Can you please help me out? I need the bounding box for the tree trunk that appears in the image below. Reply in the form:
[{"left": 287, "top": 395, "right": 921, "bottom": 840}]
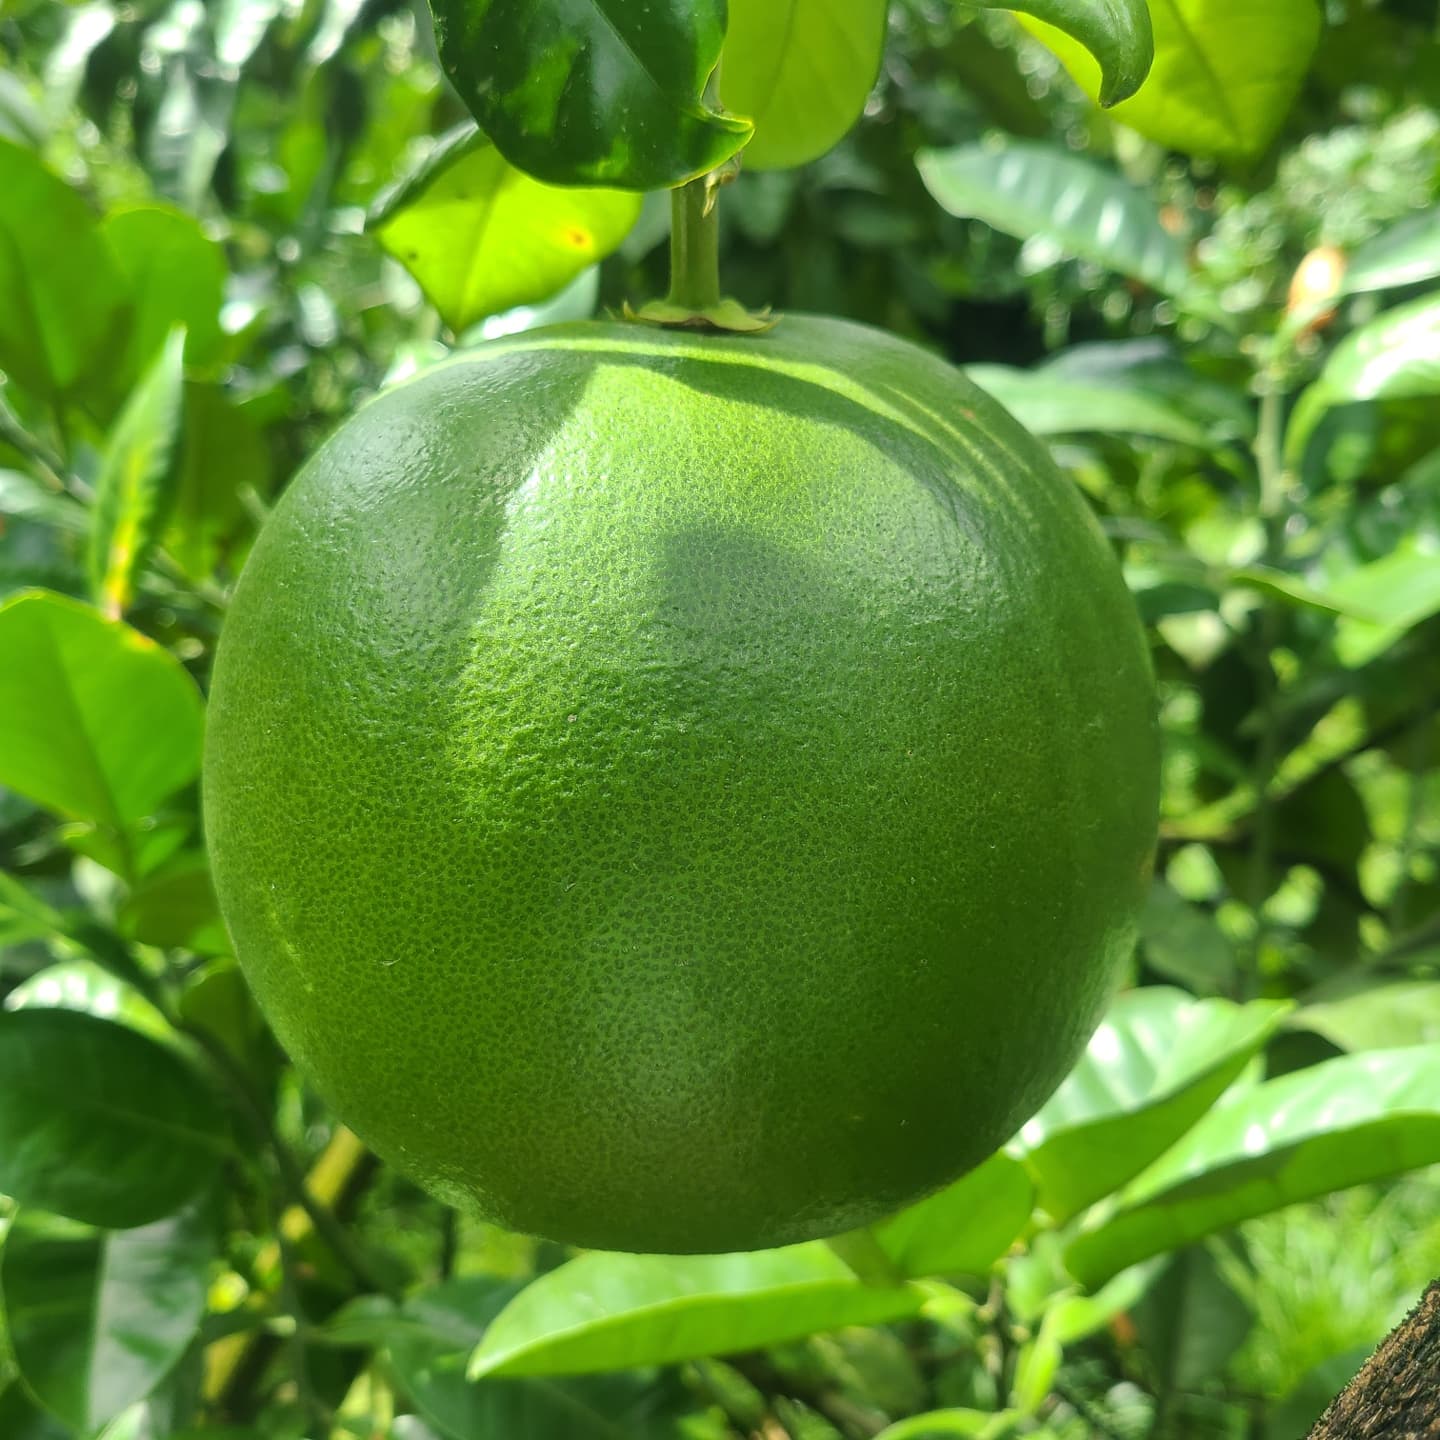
[{"left": 1307, "top": 1278, "right": 1440, "bottom": 1438}]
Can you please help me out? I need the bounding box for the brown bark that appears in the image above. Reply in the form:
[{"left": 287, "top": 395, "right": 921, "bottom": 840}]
[{"left": 1308, "top": 1279, "right": 1440, "bottom": 1438}]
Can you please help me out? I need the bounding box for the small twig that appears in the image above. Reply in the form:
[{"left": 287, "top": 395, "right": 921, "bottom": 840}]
[{"left": 275, "top": 1220, "right": 334, "bottom": 1433}]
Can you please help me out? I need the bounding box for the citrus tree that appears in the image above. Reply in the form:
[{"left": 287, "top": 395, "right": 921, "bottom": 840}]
[{"left": 1, "top": 1, "right": 1439, "bottom": 1437}]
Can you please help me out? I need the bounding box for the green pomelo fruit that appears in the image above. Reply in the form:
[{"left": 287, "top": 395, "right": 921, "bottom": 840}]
[{"left": 204, "top": 315, "right": 1158, "bottom": 1254}]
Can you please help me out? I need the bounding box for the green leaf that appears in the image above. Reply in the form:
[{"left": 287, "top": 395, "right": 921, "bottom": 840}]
[
  {"left": 1325, "top": 536, "right": 1440, "bottom": 667},
  {"left": 0, "top": 138, "right": 128, "bottom": 402},
  {"left": 1010, "top": 1313, "right": 1063, "bottom": 1414},
  {"left": 1343, "top": 208, "right": 1440, "bottom": 296},
  {"left": 966, "top": 364, "right": 1210, "bottom": 444},
  {"left": 0, "top": 1008, "right": 227, "bottom": 1228},
  {"left": 0, "top": 1380, "right": 71, "bottom": 1440},
  {"left": 0, "top": 1205, "right": 215, "bottom": 1432},
  {"left": 719, "top": 0, "right": 888, "bottom": 170},
  {"left": 1019, "top": 0, "right": 1321, "bottom": 160},
  {"left": 0, "top": 871, "right": 64, "bottom": 950},
  {"left": 389, "top": 1277, "right": 705, "bottom": 1440},
  {"left": 1065, "top": 1046, "right": 1440, "bottom": 1286},
  {"left": 0, "top": 469, "right": 88, "bottom": 533},
  {"left": 425, "top": 0, "right": 751, "bottom": 190},
  {"left": 166, "top": 383, "right": 270, "bottom": 581},
  {"left": 1292, "top": 979, "right": 1440, "bottom": 1052},
  {"left": 371, "top": 125, "right": 641, "bottom": 333},
  {"left": 468, "top": 1247, "right": 923, "bottom": 1379},
  {"left": 103, "top": 207, "right": 226, "bottom": 384},
  {"left": 1016, "top": 987, "right": 1288, "bottom": 1221},
  {"left": 0, "top": 71, "right": 47, "bottom": 149},
  {"left": 212, "top": 0, "right": 286, "bottom": 69},
  {"left": 0, "top": 590, "right": 203, "bottom": 831},
  {"left": 88, "top": 328, "right": 188, "bottom": 618},
  {"left": 874, "top": 1410, "right": 1016, "bottom": 1439},
  {"left": 1312, "top": 291, "right": 1440, "bottom": 403},
  {"left": 5, "top": 960, "right": 175, "bottom": 1043},
  {"left": 875, "top": 1153, "right": 1034, "bottom": 1279},
  {"left": 44, "top": 4, "right": 117, "bottom": 124},
  {"left": 1137, "top": 882, "right": 1234, "bottom": 994},
  {"left": 119, "top": 855, "right": 228, "bottom": 954},
  {"left": 1130, "top": 1247, "right": 1250, "bottom": 1390},
  {"left": 1046, "top": 1258, "right": 1163, "bottom": 1343},
  {"left": 973, "top": 0, "right": 1154, "bottom": 105},
  {"left": 1287, "top": 294, "right": 1440, "bottom": 469},
  {"left": 1041, "top": 338, "right": 1254, "bottom": 437},
  {"left": 917, "top": 140, "right": 1189, "bottom": 298}
]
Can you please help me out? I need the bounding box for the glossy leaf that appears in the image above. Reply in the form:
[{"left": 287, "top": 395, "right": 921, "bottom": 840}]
[
  {"left": 165, "top": 383, "right": 270, "bottom": 580},
  {"left": 0, "top": 139, "right": 128, "bottom": 401},
  {"left": 1286, "top": 294, "right": 1440, "bottom": 470},
  {"left": 1314, "top": 291, "right": 1440, "bottom": 403},
  {"left": 371, "top": 125, "right": 641, "bottom": 333},
  {"left": 1292, "top": 979, "right": 1440, "bottom": 1052},
  {"left": 0, "top": 468, "right": 88, "bottom": 534},
  {"left": 0, "top": 1206, "right": 214, "bottom": 1432},
  {"left": 119, "top": 856, "right": 227, "bottom": 954},
  {"left": 1137, "top": 882, "right": 1234, "bottom": 995},
  {"left": 212, "top": 0, "right": 285, "bottom": 69},
  {"left": 975, "top": 0, "right": 1153, "bottom": 105},
  {"left": 874, "top": 1410, "right": 1013, "bottom": 1439},
  {"left": 103, "top": 207, "right": 226, "bottom": 384},
  {"left": 1048, "top": 1258, "right": 1163, "bottom": 1343},
  {"left": 875, "top": 1153, "right": 1034, "bottom": 1279},
  {"left": 0, "top": 1008, "right": 226, "bottom": 1228},
  {"left": 1041, "top": 338, "right": 1254, "bottom": 436},
  {"left": 1325, "top": 536, "right": 1440, "bottom": 667},
  {"left": 88, "top": 328, "right": 188, "bottom": 618},
  {"left": 0, "top": 590, "right": 204, "bottom": 830},
  {"left": 1343, "top": 208, "right": 1440, "bottom": 295},
  {"left": 426, "top": 0, "right": 751, "bottom": 190},
  {"left": 5, "top": 960, "right": 175, "bottom": 1043},
  {"left": 44, "top": 3, "right": 117, "bottom": 122},
  {"left": 0, "top": 871, "right": 64, "bottom": 950},
  {"left": 306, "top": 0, "right": 368, "bottom": 66},
  {"left": 390, "top": 1278, "right": 705, "bottom": 1440},
  {"left": 719, "top": 0, "right": 888, "bottom": 169},
  {"left": 1066, "top": 1046, "right": 1440, "bottom": 1286},
  {"left": 0, "top": 1381, "right": 71, "bottom": 1440},
  {"left": 468, "top": 1247, "right": 923, "bottom": 1379},
  {"left": 1131, "top": 1247, "right": 1250, "bottom": 1390},
  {"left": 967, "top": 364, "right": 1209, "bottom": 443},
  {"left": 1021, "top": 0, "right": 1321, "bottom": 160},
  {"left": 917, "top": 140, "right": 1189, "bottom": 298},
  {"left": 1014, "top": 987, "right": 1288, "bottom": 1221},
  {"left": 1010, "top": 1309, "right": 1063, "bottom": 1414}
]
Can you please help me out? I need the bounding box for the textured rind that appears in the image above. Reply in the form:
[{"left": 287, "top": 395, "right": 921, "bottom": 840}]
[{"left": 204, "top": 316, "right": 1160, "bottom": 1253}]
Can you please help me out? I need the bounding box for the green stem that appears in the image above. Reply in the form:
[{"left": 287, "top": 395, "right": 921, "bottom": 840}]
[
  {"left": 1243, "top": 377, "right": 1289, "bottom": 1000},
  {"left": 666, "top": 177, "right": 722, "bottom": 313},
  {"left": 826, "top": 1227, "right": 907, "bottom": 1288},
  {"left": 1255, "top": 381, "right": 1286, "bottom": 524}
]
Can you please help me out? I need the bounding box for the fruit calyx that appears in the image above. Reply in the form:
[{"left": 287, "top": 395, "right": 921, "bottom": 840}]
[{"left": 628, "top": 167, "right": 777, "bottom": 336}]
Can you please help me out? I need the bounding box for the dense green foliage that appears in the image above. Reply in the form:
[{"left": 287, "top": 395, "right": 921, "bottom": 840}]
[{"left": 0, "top": 1, "right": 1438, "bottom": 1438}]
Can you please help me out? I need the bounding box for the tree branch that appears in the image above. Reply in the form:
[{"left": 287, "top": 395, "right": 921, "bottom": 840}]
[{"left": 1308, "top": 1278, "right": 1440, "bottom": 1438}]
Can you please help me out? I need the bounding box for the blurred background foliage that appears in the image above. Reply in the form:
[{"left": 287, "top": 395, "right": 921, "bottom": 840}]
[{"left": 1, "top": 0, "right": 1439, "bottom": 1437}]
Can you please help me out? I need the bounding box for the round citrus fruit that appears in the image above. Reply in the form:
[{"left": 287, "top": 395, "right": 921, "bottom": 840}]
[{"left": 205, "top": 315, "right": 1158, "bottom": 1254}]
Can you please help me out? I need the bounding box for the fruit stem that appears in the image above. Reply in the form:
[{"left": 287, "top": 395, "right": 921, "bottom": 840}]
[
  {"left": 826, "top": 1227, "right": 907, "bottom": 1287},
  {"left": 665, "top": 175, "right": 723, "bottom": 313}
]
